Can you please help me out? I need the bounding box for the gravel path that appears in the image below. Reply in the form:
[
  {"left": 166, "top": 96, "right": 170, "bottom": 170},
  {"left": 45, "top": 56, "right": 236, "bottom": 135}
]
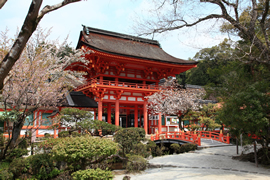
[{"left": 113, "top": 146, "right": 270, "bottom": 180}]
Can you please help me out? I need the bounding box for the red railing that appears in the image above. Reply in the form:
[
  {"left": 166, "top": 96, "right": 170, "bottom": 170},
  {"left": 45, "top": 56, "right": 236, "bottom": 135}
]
[
  {"left": 75, "top": 79, "right": 165, "bottom": 91},
  {"left": 151, "top": 131, "right": 230, "bottom": 146},
  {"left": 187, "top": 131, "right": 230, "bottom": 144},
  {"left": 151, "top": 131, "right": 201, "bottom": 146}
]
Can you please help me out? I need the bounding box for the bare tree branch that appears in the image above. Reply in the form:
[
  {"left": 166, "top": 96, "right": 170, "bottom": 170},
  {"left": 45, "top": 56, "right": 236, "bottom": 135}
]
[
  {"left": 0, "top": 0, "right": 82, "bottom": 92},
  {"left": 0, "top": 0, "right": 7, "bottom": 9},
  {"left": 37, "top": 0, "right": 81, "bottom": 22}
]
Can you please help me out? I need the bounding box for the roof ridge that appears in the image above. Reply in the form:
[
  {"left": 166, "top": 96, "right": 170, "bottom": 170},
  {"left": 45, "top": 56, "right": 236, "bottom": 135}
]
[{"left": 82, "top": 25, "right": 160, "bottom": 47}]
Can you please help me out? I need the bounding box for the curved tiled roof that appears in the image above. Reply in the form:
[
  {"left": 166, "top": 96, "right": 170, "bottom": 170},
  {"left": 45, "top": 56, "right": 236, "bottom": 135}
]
[{"left": 77, "top": 26, "right": 197, "bottom": 65}]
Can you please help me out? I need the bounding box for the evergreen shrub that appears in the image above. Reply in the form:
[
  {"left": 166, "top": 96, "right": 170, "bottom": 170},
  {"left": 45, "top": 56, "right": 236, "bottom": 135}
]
[
  {"left": 71, "top": 168, "right": 114, "bottom": 180},
  {"left": 125, "top": 155, "right": 147, "bottom": 173}
]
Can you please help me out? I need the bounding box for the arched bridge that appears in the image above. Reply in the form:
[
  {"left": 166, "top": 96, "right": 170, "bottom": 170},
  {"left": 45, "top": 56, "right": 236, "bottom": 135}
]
[
  {"left": 151, "top": 131, "right": 230, "bottom": 146},
  {"left": 154, "top": 139, "right": 189, "bottom": 145}
]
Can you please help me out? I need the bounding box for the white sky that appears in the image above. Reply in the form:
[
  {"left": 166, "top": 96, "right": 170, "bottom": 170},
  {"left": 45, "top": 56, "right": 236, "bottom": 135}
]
[{"left": 0, "top": 0, "right": 229, "bottom": 60}]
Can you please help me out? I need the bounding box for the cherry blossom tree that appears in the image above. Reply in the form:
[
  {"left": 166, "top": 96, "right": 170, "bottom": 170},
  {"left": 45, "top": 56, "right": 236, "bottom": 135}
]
[
  {"left": 146, "top": 81, "right": 204, "bottom": 130},
  {"left": 0, "top": 0, "right": 83, "bottom": 92},
  {"left": 0, "top": 28, "right": 90, "bottom": 160}
]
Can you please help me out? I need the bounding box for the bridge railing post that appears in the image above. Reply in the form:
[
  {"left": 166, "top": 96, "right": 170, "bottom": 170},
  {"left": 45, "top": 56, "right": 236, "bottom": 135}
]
[
  {"left": 197, "top": 135, "right": 201, "bottom": 146},
  {"left": 226, "top": 133, "right": 230, "bottom": 144}
]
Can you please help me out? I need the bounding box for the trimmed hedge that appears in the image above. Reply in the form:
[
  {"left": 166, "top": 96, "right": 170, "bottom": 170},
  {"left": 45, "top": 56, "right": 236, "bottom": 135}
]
[
  {"left": 127, "top": 127, "right": 145, "bottom": 140},
  {"left": 71, "top": 168, "right": 114, "bottom": 180},
  {"left": 125, "top": 155, "right": 147, "bottom": 173}
]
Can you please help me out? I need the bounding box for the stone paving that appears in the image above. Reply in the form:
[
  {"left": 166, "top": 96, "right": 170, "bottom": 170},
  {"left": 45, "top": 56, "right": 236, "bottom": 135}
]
[{"left": 113, "top": 141, "right": 270, "bottom": 180}]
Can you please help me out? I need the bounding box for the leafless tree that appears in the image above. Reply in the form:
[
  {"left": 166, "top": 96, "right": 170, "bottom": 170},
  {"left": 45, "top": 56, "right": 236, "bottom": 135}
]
[{"left": 136, "top": 0, "right": 270, "bottom": 66}]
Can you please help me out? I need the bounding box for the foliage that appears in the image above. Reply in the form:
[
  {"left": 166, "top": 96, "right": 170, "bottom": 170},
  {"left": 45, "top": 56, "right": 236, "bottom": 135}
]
[
  {"left": 58, "top": 131, "right": 69, "bottom": 138},
  {"left": 0, "top": 28, "right": 89, "bottom": 161},
  {"left": 170, "top": 144, "right": 181, "bottom": 154},
  {"left": 37, "top": 138, "right": 63, "bottom": 153},
  {"left": 0, "top": 167, "right": 13, "bottom": 180},
  {"left": 127, "top": 127, "right": 146, "bottom": 140},
  {"left": 218, "top": 81, "right": 270, "bottom": 149},
  {"left": 52, "top": 135, "right": 118, "bottom": 170},
  {"left": 125, "top": 155, "right": 147, "bottom": 173},
  {"left": 56, "top": 108, "right": 93, "bottom": 135},
  {"left": 71, "top": 168, "right": 114, "bottom": 180},
  {"left": 18, "top": 138, "right": 28, "bottom": 149},
  {"left": 57, "top": 108, "right": 120, "bottom": 136},
  {"left": 8, "top": 158, "right": 29, "bottom": 179},
  {"left": 130, "top": 142, "right": 150, "bottom": 158},
  {"left": 5, "top": 148, "right": 28, "bottom": 163},
  {"left": 114, "top": 128, "right": 141, "bottom": 156},
  {"left": 91, "top": 120, "right": 121, "bottom": 136},
  {"left": 186, "top": 39, "right": 234, "bottom": 86},
  {"left": 27, "top": 153, "right": 60, "bottom": 180},
  {"left": 179, "top": 143, "right": 197, "bottom": 153},
  {"left": 146, "top": 140, "right": 157, "bottom": 152}
]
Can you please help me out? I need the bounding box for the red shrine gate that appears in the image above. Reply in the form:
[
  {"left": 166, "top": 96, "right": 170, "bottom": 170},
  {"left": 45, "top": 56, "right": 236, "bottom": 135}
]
[{"left": 69, "top": 26, "right": 198, "bottom": 134}]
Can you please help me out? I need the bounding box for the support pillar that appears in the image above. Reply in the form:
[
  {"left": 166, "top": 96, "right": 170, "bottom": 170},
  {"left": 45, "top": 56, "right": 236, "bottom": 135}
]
[
  {"left": 144, "top": 100, "right": 148, "bottom": 134},
  {"left": 107, "top": 103, "right": 111, "bottom": 124},
  {"left": 135, "top": 105, "right": 138, "bottom": 127},
  {"left": 158, "top": 112, "right": 162, "bottom": 134},
  {"left": 98, "top": 99, "right": 102, "bottom": 121},
  {"left": 115, "top": 99, "right": 119, "bottom": 126}
]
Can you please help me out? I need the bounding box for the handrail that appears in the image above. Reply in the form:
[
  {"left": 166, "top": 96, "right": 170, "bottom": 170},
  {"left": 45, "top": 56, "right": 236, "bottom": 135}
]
[
  {"left": 151, "top": 130, "right": 230, "bottom": 146},
  {"left": 151, "top": 131, "right": 201, "bottom": 146},
  {"left": 75, "top": 79, "right": 167, "bottom": 91}
]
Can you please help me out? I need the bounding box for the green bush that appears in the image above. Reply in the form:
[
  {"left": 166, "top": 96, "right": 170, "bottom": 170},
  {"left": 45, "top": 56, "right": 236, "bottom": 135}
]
[
  {"left": 0, "top": 168, "right": 13, "bottom": 180},
  {"left": 91, "top": 120, "right": 121, "bottom": 136},
  {"left": 131, "top": 142, "right": 150, "bottom": 158},
  {"left": 71, "top": 168, "right": 114, "bottom": 180},
  {"left": 71, "top": 131, "right": 81, "bottom": 137},
  {"left": 44, "top": 133, "right": 52, "bottom": 139},
  {"left": 127, "top": 127, "right": 145, "bottom": 140},
  {"left": 58, "top": 131, "right": 69, "bottom": 138},
  {"left": 8, "top": 158, "right": 29, "bottom": 179},
  {"left": 155, "top": 146, "right": 165, "bottom": 157},
  {"left": 27, "top": 153, "right": 60, "bottom": 180},
  {"left": 125, "top": 155, "right": 147, "bottom": 173},
  {"left": 170, "top": 144, "right": 181, "bottom": 154},
  {"left": 0, "top": 161, "right": 13, "bottom": 180},
  {"left": 5, "top": 148, "right": 28, "bottom": 162},
  {"left": 52, "top": 135, "right": 118, "bottom": 170},
  {"left": 146, "top": 140, "right": 157, "bottom": 156},
  {"left": 38, "top": 138, "right": 62, "bottom": 153},
  {"left": 18, "top": 138, "right": 28, "bottom": 149},
  {"left": 179, "top": 143, "right": 197, "bottom": 153},
  {"left": 114, "top": 128, "right": 141, "bottom": 156}
]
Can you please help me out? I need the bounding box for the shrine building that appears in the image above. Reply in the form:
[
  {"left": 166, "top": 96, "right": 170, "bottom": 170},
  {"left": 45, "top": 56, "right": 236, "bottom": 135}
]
[{"left": 67, "top": 26, "right": 198, "bottom": 134}]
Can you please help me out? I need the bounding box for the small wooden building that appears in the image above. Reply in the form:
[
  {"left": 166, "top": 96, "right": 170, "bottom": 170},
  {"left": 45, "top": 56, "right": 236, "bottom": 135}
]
[{"left": 67, "top": 26, "right": 197, "bottom": 134}]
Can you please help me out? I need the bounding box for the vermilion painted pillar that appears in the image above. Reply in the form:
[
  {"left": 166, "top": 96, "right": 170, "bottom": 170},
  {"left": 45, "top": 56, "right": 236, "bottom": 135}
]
[
  {"left": 36, "top": 111, "right": 39, "bottom": 138},
  {"left": 135, "top": 105, "right": 138, "bottom": 127},
  {"left": 115, "top": 99, "right": 119, "bottom": 126},
  {"left": 98, "top": 99, "right": 102, "bottom": 121},
  {"left": 107, "top": 103, "right": 111, "bottom": 124},
  {"left": 158, "top": 112, "right": 162, "bottom": 134},
  {"left": 144, "top": 100, "right": 148, "bottom": 134}
]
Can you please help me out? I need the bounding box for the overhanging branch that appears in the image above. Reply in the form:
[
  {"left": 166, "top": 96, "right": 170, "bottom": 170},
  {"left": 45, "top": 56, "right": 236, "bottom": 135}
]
[{"left": 37, "top": 0, "right": 81, "bottom": 22}]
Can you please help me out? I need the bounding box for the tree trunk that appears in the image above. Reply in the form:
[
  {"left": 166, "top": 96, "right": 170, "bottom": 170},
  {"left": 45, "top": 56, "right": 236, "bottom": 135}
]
[
  {"left": 236, "top": 138, "right": 239, "bottom": 155},
  {"left": 254, "top": 141, "right": 258, "bottom": 167},
  {"left": 0, "top": 0, "right": 42, "bottom": 91}
]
